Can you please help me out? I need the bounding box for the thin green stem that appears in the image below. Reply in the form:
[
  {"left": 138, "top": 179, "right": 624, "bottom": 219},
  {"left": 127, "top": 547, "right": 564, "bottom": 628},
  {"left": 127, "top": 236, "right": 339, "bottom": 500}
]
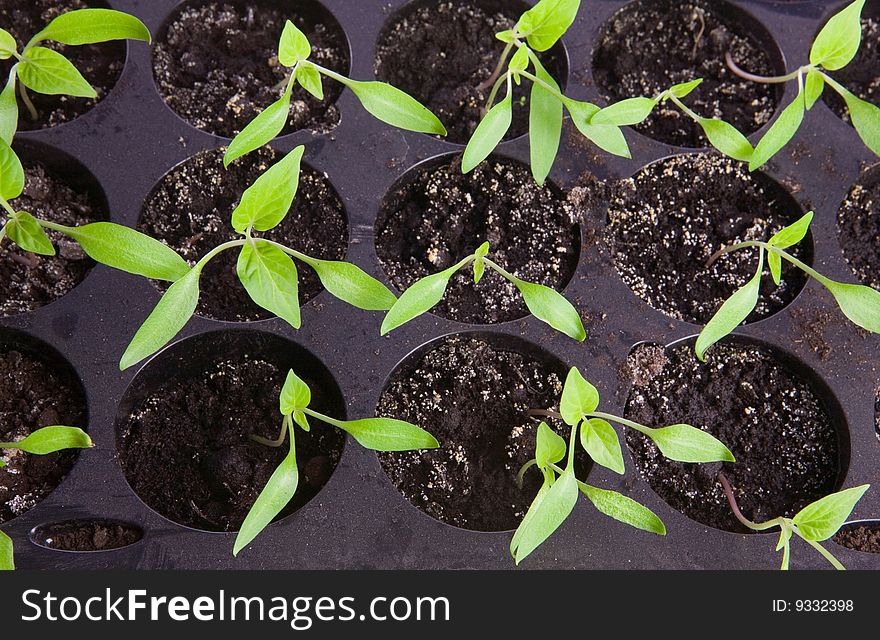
[
  {"left": 566, "top": 423, "right": 577, "bottom": 470},
  {"left": 309, "top": 62, "right": 347, "bottom": 86},
  {"left": 528, "top": 408, "right": 563, "bottom": 420},
  {"left": 195, "top": 239, "right": 247, "bottom": 270},
  {"left": 718, "top": 472, "right": 784, "bottom": 532},
  {"left": 482, "top": 72, "right": 509, "bottom": 116},
  {"left": 667, "top": 93, "right": 701, "bottom": 122},
  {"left": 803, "top": 537, "right": 845, "bottom": 571},
  {"left": 585, "top": 411, "right": 653, "bottom": 435},
  {"left": 0, "top": 223, "right": 6, "bottom": 246},
  {"left": 516, "top": 69, "right": 567, "bottom": 104},
  {"left": 725, "top": 53, "right": 809, "bottom": 84},
  {"left": 477, "top": 41, "right": 515, "bottom": 92},
  {"left": 250, "top": 415, "right": 290, "bottom": 448},
  {"left": 483, "top": 257, "right": 518, "bottom": 283},
  {"left": 706, "top": 240, "right": 831, "bottom": 287},
  {"left": 18, "top": 82, "right": 37, "bottom": 121},
  {"left": 0, "top": 197, "right": 15, "bottom": 217}
]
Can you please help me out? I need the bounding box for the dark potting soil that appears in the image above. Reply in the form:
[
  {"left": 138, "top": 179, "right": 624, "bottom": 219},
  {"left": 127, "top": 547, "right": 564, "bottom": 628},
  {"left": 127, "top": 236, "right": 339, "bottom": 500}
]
[
  {"left": 824, "top": 17, "right": 880, "bottom": 123},
  {"left": 377, "top": 335, "right": 587, "bottom": 532},
  {"left": 374, "top": 0, "right": 565, "bottom": 144},
  {"left": 0, "top": 349, "right": 87, "bottom": 524},
  {"left": 606, "top": 153, "right": 809, "bottom": 325},
  {"left": 0, "top": 159, "right": 102, "bottom": 317},
  {"left": 118, "top": 356, "right": 345, "bottom": 532},
  {"left": 31, "top": 520, "right": 142, "bottom": 551},
  {"left": 625, "top": 342, "right": 841, "bottom": 533},
  {"left": 375, "top": 156, "right": 580, "bottom": 324},
  {"left": 0, "top": 0, "right": 124, "bottom": 131},
  {"left": 837, "top": 166, "right": 880, "bottom": 290},
  {"left": 592, "top": 0, "right": 779, "bottom": 147},
  {"left": 139, "top": 147, "right": 347, "bottom": 322},
  {"left": 834, "top": 523, "right": 880, "bottom": 554},
  {"left": 153, "top": 0, "right": 348, "bottom": 138}
]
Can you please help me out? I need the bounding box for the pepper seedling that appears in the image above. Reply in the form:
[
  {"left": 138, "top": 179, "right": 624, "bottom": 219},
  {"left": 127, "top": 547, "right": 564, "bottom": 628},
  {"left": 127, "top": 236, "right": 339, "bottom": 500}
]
[
  {"left": 695, "top": 211, "right": 880, "bottom": 360},
  {"left": 725, "top": 0, "right": 880, "bottom": 170},
  {"left": 719, "top": 473, "right": 870, "bottom": 570},
  {"left": 223, "top": 19, "right": 446, "bottom": 166},
  {"left": 0, "top": 8, "right": 151, "bottom": 143},
  {"left": 380, "top": 241, "right": 586, "bottom": 342},
  {"left": 120, "top": 146, "right": 399, "bottom": 370},
  {"left": 511, "top": 367, "right": 734, "bottom": 564},
  {"left": 0, "top": 424, "right": 93, "bottom": 570},
  {"left": 234, "top": 369, "right": 438, "bottom": 555}
]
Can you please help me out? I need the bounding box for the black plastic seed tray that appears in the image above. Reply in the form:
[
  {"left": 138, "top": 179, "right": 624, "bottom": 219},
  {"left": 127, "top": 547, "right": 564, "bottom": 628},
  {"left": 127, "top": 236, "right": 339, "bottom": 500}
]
[{"left": 2, "top": 0, "right": 878, "bottom": 570}]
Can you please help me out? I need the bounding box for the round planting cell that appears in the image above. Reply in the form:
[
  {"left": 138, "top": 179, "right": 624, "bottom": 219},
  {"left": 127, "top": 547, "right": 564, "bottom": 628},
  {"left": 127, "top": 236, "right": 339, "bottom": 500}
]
[
  {"left": 0, "top": 0, "right": 125, "bottom": 131},
  {"left": 834, "top": 521, "right": 880, "bottom": 554},
  {"left": 624, "top": 339, "right": 847, "bottom": 533},
  {"left": 0, "top": 328, "right": 88, "bottom": 524},
  {"left": 115, "top": 330, "right": 346, "bottom": 532},
  {"left": 374, "top": 0, "right": 568, "bottom": 144},
  {"left": 152, "top": 0, "right": 350, "bottom": 138},
  {"left": 837, "top": 163, "right": 880, "bottom": 290},
  {"left": 139, "top": 147, "right": 348, "bottom": 322},
  {"left": 29, "top": 519, "right": 143, "bottom": 552},
  {"left": 606, "top": 153, "right": 810, "bottom": 325},
  {"left": 592, "top": 0, "right": 783, "bottom": 147},
  {"left": 377, "top": 333, "right": 588, "bottom": 532},
  {"left": 822, "top": 2, "right": 879, "bottom": 123},
  {"left": 1, "top": 141, "right": 108, "bottom": 318},
  {"left": 375, "top": 154, "right": 580, "bottom": 325}
]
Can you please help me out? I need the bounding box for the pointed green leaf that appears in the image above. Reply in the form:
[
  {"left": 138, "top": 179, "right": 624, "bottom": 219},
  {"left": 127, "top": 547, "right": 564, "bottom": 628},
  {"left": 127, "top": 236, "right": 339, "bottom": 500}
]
[
  {"left": 793, "top": 485, "right": 870, "bottom": 541},
  {"left": 750, "top": 92, "right": 805, "bottom": 171},
  {"left": 536, "top": 422, "right": 566, "bottom": 469},
  {"left": 580, "top": 484, "right": 666, "bottom": 535},
  {"left": 0, "top": 425, "right": 91, "bottom": 454},
  {"left": 473, "top": 241, "right": 490, "bottom": 284},
  {"left": 0, "top": 29, "right": 16, "bottom": 59},
  {"left": 31, "top": 9, "right": 151, "bottom": 46},
  {"left": 0, "top": 71, "right": 17, "bottom": 145},
  {"left": 513, "top": 278, "right": 586, "bottom": 341},
  {"left": 320, "top": 414, "right": 438, "bottom": 451},
  {"left": 338, "top": 78, "right": 446, "bottom": 135},
  {"left": 590, "top": 97, "right": 657, "bottom": 126},
  {"left": 0, "top": 531, "right": 12, "bottom": 570},
  {"left": 6, "top": 211, "right": 54, "bottom": 255},
  {"left": 237, "top": 241, "right": 300, "bottom": 329},
  {"left": 299, "top": 258, "right": 397, "bottom": 311},
  {"left": 380, "top": 266, "right": 458, "bottom": 335},
  {"left": 516, "top": 0, "right": 581, "bottom": 51},
  {"left": 463, "top": 90, "right": 512, "bottom": 173},
  {"left": 0, "top": 137, "right": 24, "bottom": 200},
  {"left": 559, "top": 367, "right": 599, "bottom": 426},
  {"left": 769, "top": 211, "right": 813, "bottom": 249},
  {"left": 496, "top": 29, "right": 515, "bottom": 44},
  {"left": 280, "top": 370, "right": 310, "bottom": 415},
  {"left": 566, "top": 100, "right": 631, "bottom": 157},
  {"left": 224, "top": 91, "right": 291, "bottom": 167},
  {"left": 293, "top": 410, "right": 310, "bottom": 432},
  {"left": 278, "top": 20, "right": 311, "bottom": 66},
  {"left": 580, "top": 418, "right": 624, "bottom": 474},
  {"left": 529, "top": 57, "right": 563, "bottom": 185},
  {"left": 643, "top": 424, "right": 735, "bottom": 463},
  {"left": 668, "top": 79, "right": 703, "bottom": 99},
  {"left": 805, "top": 69, "right": 825, "bottom": 109},
  {"left": 826, "top": 78, "right": 880, "bottom": 156},
  {"left": 231, "top": 146, "right": 303, "bottom": 233},
  {"left": 509, "top": 46, "right": 529, "bottom": 73},
  {"left": 697, "top": 118, "right": 754, "bottom": 162},
  {"left": 810, "top": 0, "right": 866, "bottom": 70},
  {"left": 296, "top": 62, "right": 323, "bottom": 100},
  {"left": 512, "top": 470, "right": 579, "bottom": 563},
  {"left": 821, "top": 279, "right": 880, "bottom": 333},
  {"left": 19, "top": 47, "right": 96, "bottom": 98}
]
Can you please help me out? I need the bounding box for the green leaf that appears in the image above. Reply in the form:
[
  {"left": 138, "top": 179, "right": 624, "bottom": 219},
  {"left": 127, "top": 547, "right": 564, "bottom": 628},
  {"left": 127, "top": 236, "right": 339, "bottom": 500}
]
[
  {"left": 776, "top": 523, "right": 793, "bottom": 551},
  {"left": 668, "top": 79, "right": 703, "bottom": 99},
  {"left": 695, "top": 252, "right": 763, "bottom": 360},
  {"left": 0, "top": 28, "right": 16, "bottom": 59},
  {"left": 231, "top": 146, "right": 303, "bottom": 233},
  {"left": 810, "top": 0, "right": 866, "bottom": 70},
  {"left": 793, "top": 485, "right": 870, "bottom": 541},
  {"left": 236, "top": 241, "right": 300, "bottom": 329},
  {"left": 643, "top": 424, "right": 735, "bottom": 463},
  {"left": 559, "top": 367, "right": 599, "bottom": 426},
  {"left": 31, "top": 9, "right": 151, "bottom": 46},
  {"left": 805, "top": 69, "right": 825, "bottom": 110},
  {"left": 580, "top": 484, "right": 666, "bottom": 535},
  {"left": 513, "top": 278, "right": 586, "bottom": 341},
  {"left": 0, "top": 71, "right": 17, "bottom": 145},
  {"left": 536, "top": 422, "right": 566, "bottom": 469},
  {"left": 509, "top": 46, "right": 529, "bottom": 73},
  {"left": 300, "top": 258, "right": 397, "bottom": 311},
  {"left": 511, "top": 470, "right": 579, "bottom": 563},
  {"left": 0, "top": 530, "right": 12, "bottom": 571},
  {"left": 280, "top": 370, "right": 310, "bottom": 415},
  {"left": 224, "top": 91, "right": 291, "bottom": 167},
  {"left": 120, "top": 267, "right": 200, "bottom": 370},
  {"left": 338, "top": 78, "right": 446, "bottom": 136},
  {"left": 516, "top": 0, "right": 581, "bottom": 52},
  {"left": 827, "top": 79, "right": 880, "bottom": 156},
  {"left": 473, "top": 241, "right": 490, "bottom": 284},
  {"left": 6, "top": 211, "right": 55, "bottom": 255},
  {"left": 496, "top": 29, "right": 515, "bottom": 44},
  {"left": 590, "top": 97, "right": 656, "bottom": 126},
  {"left": 749, "top": 91, "right": 805, "bottom": 171},
  {"left": 566, "top": 100, "right": 631, "bottom": 157},
  {"left": 462, "top": 89, "right": 512, "bottom": 173},
  {"left": 821, "top": 279, "right": 880, "bottom": 333},
  {"left": 60, "top": 222, "right": 190, "bottom": 281},
  {"left": 296, "top": 62, "right": 323, "bottom": 100},
  {"left": 380, "top": 266, "right": 458, "bottom": 335},
  {"left": 0, "top": 137, "right": 24, "bottom": 200},
  {"left": 319, "top": 414, "right": 438, "bottom": 451},
  {"left": 233, "top": 442, "right": 298, "bottom": 555},
  {"left": 767, "top": 212, "right": 813, "bottom": 285},
  {"left": 697, "top": 118, "right": 754, "bottom": 162},
  {"left": 293, "top": 410, "right": 310, "bottom": 432},
  {"left": 19, "top": 47, "right": 96, "bottom": 98},
  {"left": 278, "top": 20, "right": 310, "bottom": 66},
  {"left": 580, "top": 418, "right": 624, "bottom": 474},
  {"left": 529, "top": 56, "right": 563, "bottom": 185},
  {"left": 0, "top": 425, "right": 91, "bottom": 454}
]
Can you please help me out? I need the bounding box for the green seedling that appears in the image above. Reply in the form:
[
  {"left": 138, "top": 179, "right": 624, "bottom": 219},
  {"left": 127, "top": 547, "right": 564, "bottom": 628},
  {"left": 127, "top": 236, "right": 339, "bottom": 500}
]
[
  {"left": 511, "top": 367, "right": 734, "bottom": 564},
  {"left": 120, "top": 146, "right": 399, "bottom": 370},
  {"left": 224, "top": 20, "right": 446, "bottom": 166},
  {"left": 0, "top": 8, "right": 151, "bottom": 142},
  {"left": 0, "top": 424, "right": 93, "bottom": 570},
  {"left": 695, "top": 212, "right": 880, "bottom": 360},
  {"left": 725, "top": 0, "right": 880, "bottom": 169},
  {"left": 719, "top": 473, "right": 870, "bottom": 570},
  {"left": 234, "top": 369, "right": 438, "bottom": 555},
  {"left": 380, "top": 241, "right": 586, "bottom": 341}
]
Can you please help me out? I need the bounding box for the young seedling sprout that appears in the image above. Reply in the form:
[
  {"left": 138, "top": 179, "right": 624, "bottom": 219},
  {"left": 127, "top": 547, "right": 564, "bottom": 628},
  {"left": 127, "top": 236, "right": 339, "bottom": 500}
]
[
  {"left": 0, "top": 424, "right": 93, "bottom": 570},
  {"left": 234, "top": 369, "right": 437, "bottom": 555},
  {"left": 464, "top": 0, "right": 754, "bottom": 184},
  {"left": 695, "top": 212, "right": 880, "bottom": 360},
  {"left": 719, "top": 473, "right": 870, "bottom": 570},
  {"left": 223, "top": 20, "right": 446, "bottom": 166},
  {"left": 511, "top": 367, "right": 734, "bottom": 564},
  {"left": 380, "top": 241, "right": 586, "bottom": 342},
  {"left": 0, "top": 9, "right": 151, "bottom": 142},
  {"left": 120, "top": 146, "right": 400, "bottom": 370},
  {"left": 726, "top": 0, "right": 880, "bottom": 170}
]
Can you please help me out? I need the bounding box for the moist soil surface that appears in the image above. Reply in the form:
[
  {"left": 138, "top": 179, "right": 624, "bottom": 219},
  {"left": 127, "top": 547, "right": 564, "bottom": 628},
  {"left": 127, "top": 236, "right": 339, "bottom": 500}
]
[
  {"left": 32, "top": 520, "right": 142, "bottom": 551},
  {"left": 592, "top": 0, "right": 779, "bottom": 147},
  {"left": 0, "top": 0, "right": 125, "bottom": 131},
  {"left": 377, "top": 335, "right": 586, "bottom": 532},
  {"left": 606, "top": 154, "right": 809, "bottom": 325},
  {"left": 118, "top": 356, "right": 345, "bottom": 532},
  {"left": 0, "top": 158, "right": 102, "bottom": 317},
  {"left": 837, "top": 166, "right": 880, "bottom": 290},
  {"left": 824, "top": 16, "right": 880, "bottom": 123},
  {"left": 376, "top": 156, "right": 580, "bottom": 324},
  {"left": 625, "top": 342, "right": 841, "bottom": 533},
  {"left": 0, "top": 348, "right": 87, "bottom": 523},
  {"left": 153, "top": 0, "right": 348, "bottom": 138},
  {"left": 375, "top": 0, "right": 565, "bottom": 144},
  {"left": 834, "top": 524, "right": 880, "bottom": 554},
  {"left": 139, "top": 147, "right": 347, "bottom": 322}
]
